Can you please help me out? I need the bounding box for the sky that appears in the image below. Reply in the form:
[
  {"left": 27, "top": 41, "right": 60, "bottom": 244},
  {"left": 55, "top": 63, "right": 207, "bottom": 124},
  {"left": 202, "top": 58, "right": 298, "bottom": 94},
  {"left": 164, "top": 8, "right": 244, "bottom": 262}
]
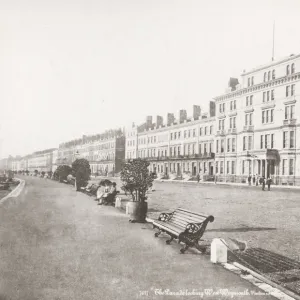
[{"left": 1, "top": 0, "right": 300, "bottom": 157}]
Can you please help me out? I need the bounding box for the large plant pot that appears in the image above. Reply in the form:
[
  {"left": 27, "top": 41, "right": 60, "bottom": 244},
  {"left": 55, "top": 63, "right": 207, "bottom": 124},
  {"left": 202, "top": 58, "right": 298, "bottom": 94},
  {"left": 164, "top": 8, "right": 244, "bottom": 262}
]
[{"left": 127, "top": 201, "right": 148, "bottom": 223}]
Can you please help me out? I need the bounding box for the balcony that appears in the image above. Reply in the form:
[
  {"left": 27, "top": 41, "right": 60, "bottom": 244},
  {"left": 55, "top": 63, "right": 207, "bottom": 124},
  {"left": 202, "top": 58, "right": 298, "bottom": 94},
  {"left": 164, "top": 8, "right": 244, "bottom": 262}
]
[
  {"left": 283, "top": 119, "right": 297, "bottom": 126},
  {"left": 243, "top": 125, "right": 254, "bottom": 132},
  {"left": 227, "top": 128, "right": 237, "bottom": 134},
  {"left": 216, "top": 130, "right": 226, "bottom": 136}
]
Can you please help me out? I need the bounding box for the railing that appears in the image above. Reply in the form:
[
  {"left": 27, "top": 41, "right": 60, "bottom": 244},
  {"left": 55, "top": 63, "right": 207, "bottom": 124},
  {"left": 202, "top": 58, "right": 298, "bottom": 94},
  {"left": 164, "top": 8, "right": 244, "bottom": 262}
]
[
  {"left": 243, "top": 125, "right": 254, "bottom": 132},
  {"left": 227, "top": 128, "right": 237, "bottom": 134},
  {"left": 216, "top": 130, "right": 226, "bottom": 136},
  {"left": 283, "top": 119, "right": 297, "bottom": 126}
]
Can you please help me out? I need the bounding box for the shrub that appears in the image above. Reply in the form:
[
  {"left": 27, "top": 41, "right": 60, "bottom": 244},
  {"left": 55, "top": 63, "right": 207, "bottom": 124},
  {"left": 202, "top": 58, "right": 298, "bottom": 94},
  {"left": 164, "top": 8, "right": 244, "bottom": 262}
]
[
  {"left": 120, "top": 159, "right": 153, "bottom": 202},
  {"left": 72, "top": 159, "right": 91, "bottom": 190}
]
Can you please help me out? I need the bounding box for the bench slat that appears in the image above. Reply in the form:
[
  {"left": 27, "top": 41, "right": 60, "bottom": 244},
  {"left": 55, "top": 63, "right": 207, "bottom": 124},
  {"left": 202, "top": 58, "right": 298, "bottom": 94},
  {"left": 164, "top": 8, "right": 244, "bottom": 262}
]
[
  {"left": 173, "top": 212, "right": 207, "bottom": 223},
  {"left": 169, "top": 219, "right": 188, "bottom": 228},
  {"left": 177, "top": 208, "right": 211, "bottom": 219}
]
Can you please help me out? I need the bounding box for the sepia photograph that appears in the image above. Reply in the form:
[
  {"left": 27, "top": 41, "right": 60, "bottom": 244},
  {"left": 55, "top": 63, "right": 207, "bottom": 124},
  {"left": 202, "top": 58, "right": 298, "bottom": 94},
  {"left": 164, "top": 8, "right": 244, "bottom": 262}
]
[{"left": 1, "top": 0, "right": 300, "bottom": 299}]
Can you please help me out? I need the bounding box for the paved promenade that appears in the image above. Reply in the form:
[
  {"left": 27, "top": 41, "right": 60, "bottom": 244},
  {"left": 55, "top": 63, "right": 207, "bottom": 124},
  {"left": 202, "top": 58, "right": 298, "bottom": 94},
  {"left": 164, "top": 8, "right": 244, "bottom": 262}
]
[{"left": 0, "top": 177, "right": 275, "bottom": 300}]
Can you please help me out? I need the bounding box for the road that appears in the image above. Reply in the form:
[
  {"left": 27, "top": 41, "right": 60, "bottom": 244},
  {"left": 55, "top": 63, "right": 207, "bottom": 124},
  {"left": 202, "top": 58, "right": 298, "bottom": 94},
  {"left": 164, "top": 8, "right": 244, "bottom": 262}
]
[{"left": 0, "top": 177, "right": 276, "bottom": 300}]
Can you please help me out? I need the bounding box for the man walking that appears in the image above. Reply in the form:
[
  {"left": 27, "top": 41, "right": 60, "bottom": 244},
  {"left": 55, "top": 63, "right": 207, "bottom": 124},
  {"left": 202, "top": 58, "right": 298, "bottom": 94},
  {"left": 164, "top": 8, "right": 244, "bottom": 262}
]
[
  {"left": 196, "top": 173, "right": 200, "bottom": 183},
  {"left": 262, "top": 176, "right": 265, "bottom": 191},
  {"left": 267, "top": 177, "right": 271, "bottom": 191},
  {"left": 248, "top": 175, "right": 251, "bottom": 186}
]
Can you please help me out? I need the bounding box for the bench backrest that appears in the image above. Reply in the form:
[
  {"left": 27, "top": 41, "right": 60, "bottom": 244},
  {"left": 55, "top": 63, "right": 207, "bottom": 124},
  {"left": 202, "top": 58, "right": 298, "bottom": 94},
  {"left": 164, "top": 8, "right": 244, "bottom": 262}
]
[{"left": 169, "top": 208, "right": 214, "bottom": 229}]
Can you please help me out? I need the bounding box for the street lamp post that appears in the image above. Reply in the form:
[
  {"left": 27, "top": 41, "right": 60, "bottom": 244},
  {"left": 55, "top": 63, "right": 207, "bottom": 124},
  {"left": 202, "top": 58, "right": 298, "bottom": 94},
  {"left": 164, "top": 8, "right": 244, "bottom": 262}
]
[{"left": 74, "top": 150, "right": 80, "bottom": 190}]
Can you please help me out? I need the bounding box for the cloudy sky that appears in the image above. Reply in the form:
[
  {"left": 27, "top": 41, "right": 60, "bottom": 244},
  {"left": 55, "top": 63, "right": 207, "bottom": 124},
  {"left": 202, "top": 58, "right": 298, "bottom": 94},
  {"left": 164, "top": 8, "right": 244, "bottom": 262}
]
[{"left": 1, "top": 0, "right": 300, "bottom": 157}]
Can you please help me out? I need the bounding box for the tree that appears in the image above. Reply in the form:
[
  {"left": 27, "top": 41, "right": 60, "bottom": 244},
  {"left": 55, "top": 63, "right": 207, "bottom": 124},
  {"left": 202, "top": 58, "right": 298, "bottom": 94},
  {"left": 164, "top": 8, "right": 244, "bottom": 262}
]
[
  {"left": 56, "top": 165, "right": 72, "bottom": 182},
  {"left": 72, "top": 159, "right": 91, "bottom": 190},
  {"left": 120, "top": 159, "right": 153, "bottom": 202}
]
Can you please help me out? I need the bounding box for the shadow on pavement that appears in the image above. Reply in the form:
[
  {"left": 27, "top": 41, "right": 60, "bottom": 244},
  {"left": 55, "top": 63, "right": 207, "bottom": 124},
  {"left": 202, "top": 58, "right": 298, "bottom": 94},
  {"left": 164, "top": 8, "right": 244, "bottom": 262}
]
[{"left": 207, "top": 227, "right": 276, "bottom": 233}]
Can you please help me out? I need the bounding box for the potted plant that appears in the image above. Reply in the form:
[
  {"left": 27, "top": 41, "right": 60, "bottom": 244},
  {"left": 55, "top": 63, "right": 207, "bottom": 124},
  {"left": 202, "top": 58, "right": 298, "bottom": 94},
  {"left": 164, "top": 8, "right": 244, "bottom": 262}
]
[{"left": 120, "top": 159, "right": 153, "bottom": 223}]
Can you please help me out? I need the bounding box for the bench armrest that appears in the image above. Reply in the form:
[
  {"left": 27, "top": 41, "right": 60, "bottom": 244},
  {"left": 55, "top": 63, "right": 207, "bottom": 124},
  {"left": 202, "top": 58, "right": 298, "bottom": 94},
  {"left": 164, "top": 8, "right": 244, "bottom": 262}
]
[
  {"left": 158, "top": 212, "right": 174, "bottom": 222},
  {"left": 185, "top": 222, "right": 202, "bottom": 234}
]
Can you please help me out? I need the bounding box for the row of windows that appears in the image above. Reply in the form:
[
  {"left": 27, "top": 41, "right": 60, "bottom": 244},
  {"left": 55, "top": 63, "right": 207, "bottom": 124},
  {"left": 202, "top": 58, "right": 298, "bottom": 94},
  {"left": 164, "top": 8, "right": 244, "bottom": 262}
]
[
  {"left": 283, "top": 131, "right": 295, "bottom": 148},
  {"left": 282, "top": 159, "right": 295, "bottom": 175},
  {"left": 216, "top": 138, "right": 236, "bottom": 153},
  {"left": 219, "top": 84, "right": 296, "bottom": 114},
  {"left": 215, "top": 161, "right": 236, "bottom": 175}
]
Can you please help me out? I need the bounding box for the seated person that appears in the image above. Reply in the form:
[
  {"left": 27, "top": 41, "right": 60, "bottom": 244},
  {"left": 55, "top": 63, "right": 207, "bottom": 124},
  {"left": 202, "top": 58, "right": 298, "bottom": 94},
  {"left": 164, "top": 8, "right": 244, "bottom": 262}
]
[
  {"left": 103, "top": 183, "right": 117, "bottom": 205},
  {"left": 98, "top": 183, "right": 110, "bottom": 205}
]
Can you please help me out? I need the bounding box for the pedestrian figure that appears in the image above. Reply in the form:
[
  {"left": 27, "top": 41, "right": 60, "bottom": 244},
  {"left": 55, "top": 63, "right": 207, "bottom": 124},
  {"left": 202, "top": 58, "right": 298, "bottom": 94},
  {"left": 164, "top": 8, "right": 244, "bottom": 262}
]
[
  {"left": 252, "top": 174, "right": 255, "bottom": 185},
  {"left": 248, "top": 175, "right": 251, "bottom": 186},
  {"left": 262, "top": 176, "right": 265, "bottom": 191},
  {"left": 255, "top": 174, "right": 259, "bottom": 186},
  {"left": 196, "top": 173, "right": 200, "bottom": 183},
  {"left": 267, "top": 177, "right": 271, "bottom": 191}
]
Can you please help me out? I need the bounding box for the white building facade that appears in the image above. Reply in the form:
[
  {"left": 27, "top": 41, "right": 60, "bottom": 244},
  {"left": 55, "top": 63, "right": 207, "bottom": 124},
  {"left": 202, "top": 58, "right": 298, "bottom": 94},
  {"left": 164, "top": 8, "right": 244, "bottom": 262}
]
[{"left": 214, "top": 54, "right": 300, "bottom": 185}]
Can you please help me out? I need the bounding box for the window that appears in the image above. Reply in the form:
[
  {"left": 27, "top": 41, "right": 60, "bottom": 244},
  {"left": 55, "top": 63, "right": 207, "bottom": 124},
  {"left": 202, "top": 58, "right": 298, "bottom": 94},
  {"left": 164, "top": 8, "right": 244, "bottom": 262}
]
[
  {"left": 230, "top": 161, "right": 235, "bottom": 174},
  {"left": 230, "top": 118, "right": 232, "bottom": 129},
  {"left": 248, "top": 136, "right": 252, "bottom": 150},
  {"left": 210, "top": 125, "right": 213, "bottom": 134},
  {"left": 216, "top": 162, "right": 219, "bottom": 174},
  {"left": 283, "top": 131, "right": 288, "bottom": 148},
  {"left": 227, "top": 161, "right": 230, "bottom": 174},
  {"left": 264, "top": 72, "right": 266, "bottom": 82},
  {"left": 290, "top": 131, "right": 295, "bottom": 148},
  {"left": 265, "top": 135, "right": 268, "bottom": 148},
  {"left": 271, "top": 90, "right": 274, "bottom": 100},
  {"left": 199, "top": 128, "right": 202, "bottom": 136},
  {"left": 291, "top": 63, "right": 295, "bottom": 74},
  {"left": 260, "top": 135, "right": 263, "bottom": 149},
  {"left": 243, "top": 136, "right": 246, "bottom": 150},
  {"left": 188, "top": 130, "right": 191, "bottom": 138},
  {"left": 227, "top": 138, "right": 230, "bottom": 152},
  {"left": 246, "top": 96, "right": 249, "bottom": 106},
  {"left": 184, "top": 130, "right": 187, "bottom": 138},
  {"left": 262, "top": 111, "right": 265, "bottom": 123},
  {"left": 289, "top": 159, "right": 294, "bottom": 175},
  {"left": 272, "top": 69, "right": 275, "bottom": 79},
  {"left": 204, "top": 143, "right": 207, "bottom": 154},
  {"left": 248, "top": 78, "right": 250, "bottom": 87},
  {"left": 221, "top": 139, "right": 224, "bottom": 153},
  {"left": 267, "top": 91, "right": 270, "bottom": 101},
  {"left": 220, "top": 161, "right": 224, "bottom": 174},
  {"left": 232, "top": 138, "right": 236, "bottom": 152},
  {"left": 286, "top": 86, "right": 290, "bottom": 97},
  {"left": 263, "top": 92, "right": 266, "bottom": 102},
  {"left": 287, "top": 65, "right": 290, "bottom": 76},
  {"left": 242, "top": 161, "right": 245, "bottom": 174},
  {"left": 216, "top": 140, "right": 219, "bottom": 153},
  {"left": 234, "top": 100, "right": 236, "bottom": 109},
  {"left": 178, "top": 131, "right": 181, "bottom": 139},
  {"left": 193, "top": 129, "right": 196, "bottom": 137},
  {"left": 271, "top": 134, "right": 274, "bottom": 148},
  {"left": 230, "top": 101, "right": 233, "bottom": 111},
  {"left": 250, "top": 95, "right": 253, "bottom": 105},
  {"left": 223, "top": 103, "right": 225, "bottom": 112},
  {"left": 170, "top": 133, "right": 173, "bottom": 140},
  {"left": 291, "top": 84, "right": 295, "bottom": 96},
  {"left": 285, "top": 105, "right": 295, "bottom": 119},
  {"left": 251, "top": 76, "right": 254, "bottom": 86},
  {"left": 209, "top": 142, "right": 212, "bottom": 153},
  {"left": 204, "top": 127, "right": 207, "bottom": 135},
  {"left": 199, "top": 144, "right": 202, "bottom": 154},
  {"left": 174, "top": 132, "right": 177, "bottom": 139},
  {"left": 178, "top": 146, "right": 180, "bottom": 155},
  {"left": 270, "top": 109, "right": 274, "bottom": 122},
  {"left": 282, "top": 159, "right": 287, "bottom": 175}
]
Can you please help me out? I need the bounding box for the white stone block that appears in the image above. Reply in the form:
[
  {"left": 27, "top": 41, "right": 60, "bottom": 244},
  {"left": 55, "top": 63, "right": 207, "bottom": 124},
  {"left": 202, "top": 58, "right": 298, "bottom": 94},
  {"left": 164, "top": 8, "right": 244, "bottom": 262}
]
[
  {"left": 211, "top": 238, "right": 227, "bottom": 264},
  {"left": 115, "top": 197, "right": 122, "bottom": 208},
  {"left": 125, "top": 202, "right": 130, "bottom": 214}
]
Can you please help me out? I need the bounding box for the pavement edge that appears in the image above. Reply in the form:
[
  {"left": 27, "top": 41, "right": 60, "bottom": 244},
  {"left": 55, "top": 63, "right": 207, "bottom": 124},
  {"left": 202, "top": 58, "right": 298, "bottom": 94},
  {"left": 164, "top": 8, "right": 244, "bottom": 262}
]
[{"left": 0, "top": 178, "right": 25, "bottom": 204}]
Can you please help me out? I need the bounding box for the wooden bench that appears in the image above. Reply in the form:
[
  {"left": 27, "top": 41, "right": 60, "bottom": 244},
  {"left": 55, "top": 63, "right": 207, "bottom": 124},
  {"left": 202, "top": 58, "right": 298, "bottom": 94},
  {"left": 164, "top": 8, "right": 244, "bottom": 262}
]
[{"left": 153, "top": 208, "right": 214, "bottom": 254}]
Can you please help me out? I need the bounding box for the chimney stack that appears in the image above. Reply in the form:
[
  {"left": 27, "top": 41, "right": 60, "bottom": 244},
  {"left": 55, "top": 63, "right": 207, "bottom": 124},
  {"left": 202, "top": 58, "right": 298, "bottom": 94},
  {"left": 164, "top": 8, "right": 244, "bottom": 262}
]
[
  {"left": 146, "top": 116, "right": 152, "bottom": 129},
  {"left": 193, "top": 105, "right": 201, "bottom": 120},
  {"left": 209, "top": 101, "right": 216, "bottom": 117},
  {"left": 179, "top": 109, "right": 187, "bottom": 123},
  {"left": 156, "top": 116, "right": 163, "bottom": 127},
  {"left": 167, "top": 113, "right": 175, "bottom": 126}
]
